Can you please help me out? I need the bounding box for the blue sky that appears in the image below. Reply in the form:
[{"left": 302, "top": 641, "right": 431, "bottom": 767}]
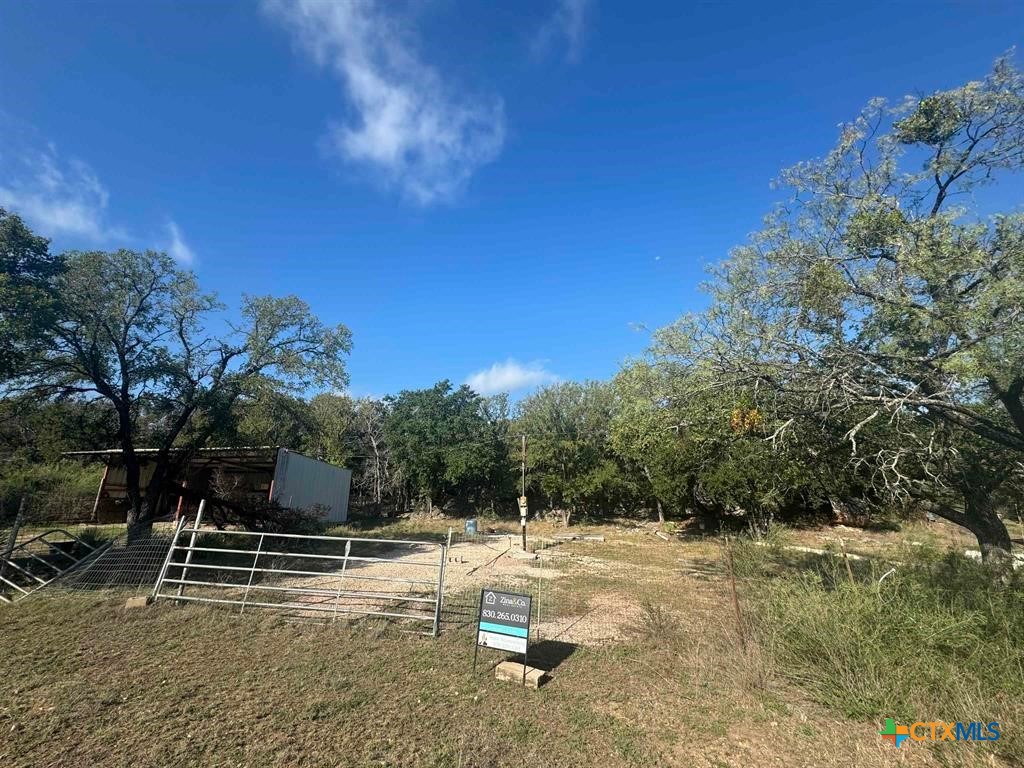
[{"left": 1, "top": 1, "right": 1022, "bottom": 398}]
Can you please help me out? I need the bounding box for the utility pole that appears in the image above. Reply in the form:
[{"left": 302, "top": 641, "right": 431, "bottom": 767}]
[{"left": 519, "top": 434, "right": 528, "bottom": 551}]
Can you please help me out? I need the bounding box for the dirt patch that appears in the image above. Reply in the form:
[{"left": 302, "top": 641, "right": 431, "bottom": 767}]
[
  {"left": 535, "top": 591, "right": 645, "bottom": 645},
  {"left": 444, "top": 541, "right": 570, "bottom": 594},
  {"left": 246, "top": 542, "right": 446, "bottom": 626}
]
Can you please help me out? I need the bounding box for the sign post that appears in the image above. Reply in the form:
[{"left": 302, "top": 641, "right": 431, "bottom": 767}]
[
  {"left": 519, "top": 434, "right": 528, "bottom": 551},
  {"left": 474, "top": 588, "right": 533, "bottom": 685},
  {"left": 517, "top": 495, "right": 528, "bottom": 551}
]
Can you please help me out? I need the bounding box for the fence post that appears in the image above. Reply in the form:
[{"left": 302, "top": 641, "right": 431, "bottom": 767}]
[
  {"left": 240, "top": 533, "right": 266, "bottom": 615},
  {"left": 724, "top": 536, "right": 747, "bottom": 651},
  {"left": 0, "top": 497, "right": 27, "bottom": 580},
  {"left": 152, "top": 516, "right": 188, "bottom": 600},
  {"left": 432, "top": 542, "right": 448, "bottom": 638},
  {"left": 839, "top": 537, "right": 855, "bottom": 584},
  {"left": 332, "top": 539, "right": 352, "bottom": 622},
  {"left": 443, "top": 527, "right": 453, "bottom": 602},
  {"left": 536, "top": 556, "right": 543, "bottom": 643},
  {"left": 175, "top": 499, "right": 206, "bottom": 600}
]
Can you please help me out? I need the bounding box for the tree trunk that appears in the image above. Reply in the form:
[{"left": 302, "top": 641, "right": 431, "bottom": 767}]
[
  {"left": 642, "top": 465, "right": 665, "bottom": 526},
  {"left": 132, "top": 462, "right": 170, "bottom": 541},
  {"left": 963, "top": 493, "right": 1013, "bottom": 564},
  {"left": 934, "top": 492, "right": 1013, "bottom": 565},
  {"left": 115, "top": 404, "right": 150, "bottom": 542},
  {"left": 124, "top": 456, "right": 143, "bottom": 526}
]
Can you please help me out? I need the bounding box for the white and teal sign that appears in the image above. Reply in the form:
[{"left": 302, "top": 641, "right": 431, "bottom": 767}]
[{"left": 476, "top": 589, "right": 532, "bottom": 655}]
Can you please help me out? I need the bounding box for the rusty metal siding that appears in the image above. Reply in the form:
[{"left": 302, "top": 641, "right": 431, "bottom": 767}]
[{"left": 271, "top": 449, "right": 351, "bottom": 523}]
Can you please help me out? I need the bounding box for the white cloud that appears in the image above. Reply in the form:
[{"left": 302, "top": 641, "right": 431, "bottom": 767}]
[
  {"left": 264, "top": 0, "right": 505, "bottom": 205},
  {"left": 0, "top": 118, "right": 197, "bottom": 261},
  {"left": 466, "top": 359, "right": 559, "bottom": 396},
  {"left": 164, "top": 220, "right": 196, "bottom": 266},
  {"left": 0, "top": 139, "right": 124, "bottom": 242},
  {"left": 532, "top": 0, "right": 590, "bottom": 64}
]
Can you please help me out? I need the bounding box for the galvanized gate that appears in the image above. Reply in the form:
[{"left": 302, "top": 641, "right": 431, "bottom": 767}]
[
  {"left": 151, "top": 512, "right": 447, "bottom": 635},
  {"left": 0, "top": 529, "right": 105, "bottom": 604}
]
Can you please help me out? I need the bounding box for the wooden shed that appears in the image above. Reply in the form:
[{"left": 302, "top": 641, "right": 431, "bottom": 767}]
[{"left": 64, "top": 446, "right": 352, "bottom": 524}]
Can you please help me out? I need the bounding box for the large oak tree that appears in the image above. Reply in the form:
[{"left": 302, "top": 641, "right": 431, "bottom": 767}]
[
  {"left": 657, "top": 56, "right": 1024, "bottom": 559},
  {"left": 6, "top": 247, "right": 351, "bottom": 532}
]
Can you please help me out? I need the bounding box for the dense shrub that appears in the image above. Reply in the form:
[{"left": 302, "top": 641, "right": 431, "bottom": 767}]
[
  {"left": 0, "top": 461, "right": 102, "bottom": 518},
  {"left": 742, "top": 548, "right": 1024, "bottom": 762}
]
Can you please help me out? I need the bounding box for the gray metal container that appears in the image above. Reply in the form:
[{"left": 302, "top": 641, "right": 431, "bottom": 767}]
[{"left": 271, "top": 449, "right": 352, "bottom": 523}]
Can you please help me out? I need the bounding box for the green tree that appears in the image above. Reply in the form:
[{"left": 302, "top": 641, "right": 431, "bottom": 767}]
[
  {"left": 658, "top": 56, "right": 1024, "bottom": 559},
  {"left": 0, "top": 209, "right": 63, "bottom": 380},
  {"left": 308, "top": 393, "right": 358, "bottom": 465},
  {"left": 478, "top": 393, "right": 517, "bottom": 512},
  {"left": 0, "top": 395, "right": 117, "bottom": 463},
  {"left": 610, "top": 361, "right": 688, "bottom": 525},
  {"left": 7, "top": 249, "right": 351, "bottom": 532},
  {"left": 517, "top": 381, "right": 634, "bottom": 525},
  {"left": 384, "top": 381, "right": 508, "bottom": 513},
  {"left": 235, "top": 386, "right": 318, "bottom": 451}
]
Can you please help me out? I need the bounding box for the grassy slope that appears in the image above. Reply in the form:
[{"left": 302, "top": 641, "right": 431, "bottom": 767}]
[{"left": 0, "top": 524, "right": 1010, "bottom": 767}]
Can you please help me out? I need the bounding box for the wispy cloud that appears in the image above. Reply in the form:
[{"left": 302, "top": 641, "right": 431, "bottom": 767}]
[
  {"left": 466, "top": 359, "right": 559, "bottom": 396},
  {"left": 264, "top": 0, "right": 505, "bottom": 205},
  {"left": 164, "top": 220, "right": 196, "bottom": 266},
  {"left": 0, "top": 117, "right": 198, "bottom": 262},
  {"left": 532, "top": 0, "right": 590, "bottom": 64},
  {"left": 0, "top": 136, "right": 124, "bottom": 242}
]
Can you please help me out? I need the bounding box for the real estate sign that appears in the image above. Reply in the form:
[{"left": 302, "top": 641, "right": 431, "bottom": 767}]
[{"left": 476, "top": 589, "right": 532, "bottom": 655}]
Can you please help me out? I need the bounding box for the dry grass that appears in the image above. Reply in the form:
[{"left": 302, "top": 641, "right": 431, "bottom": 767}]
[{"left": 0, "top": 519, "right": 1008, "bottom": 767}]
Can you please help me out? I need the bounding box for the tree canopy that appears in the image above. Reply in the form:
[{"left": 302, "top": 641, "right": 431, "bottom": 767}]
[
  {"left": 0, "top": 209, "right": 63, "bottom": 380},
  {"left": 384, "top": 381, "right": 510, "bottom": 513},
  {"left": 4, "top": 247, "right": 351, "bottom": 527},
  {"left": 653, "top": 55, "right": 1024, "bottom": 558}
]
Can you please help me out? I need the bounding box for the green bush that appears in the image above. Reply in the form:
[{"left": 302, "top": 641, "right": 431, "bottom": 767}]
[
  {"left": 0, "top": 460, "right": 102, "bottom": 513},
  {"left": 729, "top": 525, "right": 793, "bottom": 578},
  {"left": 746, "top": 550, "right": 1024, "bottom": 762}
]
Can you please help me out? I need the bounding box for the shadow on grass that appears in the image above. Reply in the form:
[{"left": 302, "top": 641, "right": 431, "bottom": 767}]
[
  {"left": 675, "top": 557, "right": 723, "bottom": 580},
  {"left": 527, "top": 639, "right": 578, "bottom": 672}
]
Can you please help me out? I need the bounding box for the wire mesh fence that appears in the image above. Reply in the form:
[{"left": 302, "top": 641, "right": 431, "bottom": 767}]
[
  {"left": 44, "top": 519, "right": 180, "bottom": 595},
  {"left": 1, "top": 493, "right": 125, "bottom": 563},
  {"left": 441, "top": 532, "right": 639, "bottom": 648},
  {"left": 1, "top": 492, "right": 146, "bottom": 602},
  {"left": 0, "top": 527, "right": 104, "bottom": 603}
]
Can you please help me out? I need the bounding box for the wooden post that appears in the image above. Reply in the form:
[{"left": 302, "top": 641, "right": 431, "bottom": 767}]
[
  {"left": 839, "top": 537, "right": 855, "bottom": 584},
  {"left": 724, "top": 537, "right": 746, "bottom": 650},
  {"left": 174, "top": 479, "right": 188, "bottom": 522},
  {"left": 520, "top": 435, "right": 527, "bottom": 552},
  {"left": 91, "top": 464, "right": 109, "bottom": 523},
  {"left": 1, "top": 497, "right": 27, "bottom": 580}
]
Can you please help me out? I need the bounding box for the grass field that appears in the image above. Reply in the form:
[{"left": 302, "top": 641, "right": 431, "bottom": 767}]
[{"left": 1, "top": 517, "right": 1019, "bottom": 767}]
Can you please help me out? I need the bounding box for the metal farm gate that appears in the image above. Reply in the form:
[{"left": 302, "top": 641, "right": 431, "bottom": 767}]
[
  {"left": 152, "top": 513, "right": 447, "bottom": 635},
  {"left": 0, "top": 528, "right": 105, "bottom": 603}
]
